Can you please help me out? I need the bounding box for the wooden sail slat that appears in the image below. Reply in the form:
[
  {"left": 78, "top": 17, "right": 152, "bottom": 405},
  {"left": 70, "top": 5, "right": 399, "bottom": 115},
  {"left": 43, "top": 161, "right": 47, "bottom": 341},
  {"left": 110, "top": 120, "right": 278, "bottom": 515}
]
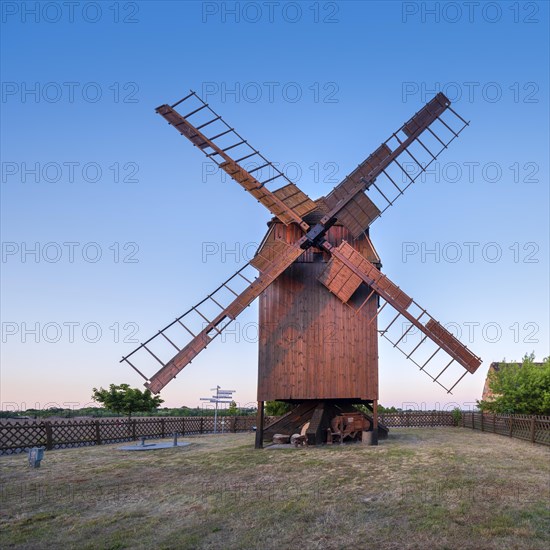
[
  {"left": 273, "top": 184, "right": 316, "bottom": 216},
  {"left": 324, "top": 143, "right": 392, "bottom": 212},
  {"left": 331, "top": 193, "right": 381, "bottom": 238},
  {"left": 318, "top": 256, "right": 362, "bottom": 303},
  {"left": 424, "top": 319, "right": 480, "bottom": 373},
  {"left": 403, "top": 93, "right": 449, "bottom": 137},
  {"left": 251, "top": 240, "right": 296, "bottom": 272}
]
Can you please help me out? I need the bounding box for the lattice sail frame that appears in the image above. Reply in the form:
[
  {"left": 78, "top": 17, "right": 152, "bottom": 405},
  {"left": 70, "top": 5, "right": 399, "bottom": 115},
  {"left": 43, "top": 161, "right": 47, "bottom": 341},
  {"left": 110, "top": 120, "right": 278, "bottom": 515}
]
[
  {"left": 122, "top": 239, "right": 306, "bottom": 394},
  {"left": 156, "top": 94, "right": 315, "bottom": 228},
  {"left": 322, "top": 92, "right": 470, "bottom": 237},
  {"left": 121, "top": 91, "right": 481, "bottom": 395}
]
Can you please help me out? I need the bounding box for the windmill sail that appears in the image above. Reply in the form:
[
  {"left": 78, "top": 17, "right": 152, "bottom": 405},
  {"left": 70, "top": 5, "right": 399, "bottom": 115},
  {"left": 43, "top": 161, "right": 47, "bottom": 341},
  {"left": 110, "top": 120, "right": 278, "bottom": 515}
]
[
  {"left": 319, "top": 241, "right": 481, "bottom": 392},
  {"left": 122, "top": 92, "right": 481, "bottom": 399},
  {"left": 156, "top": 91, "right": 315, "bottom": 228},
  {"left": 322, "top": 93, "right": 469, "bottom": 237},
  {"left": 121, "top": 239, "right": 305, "bottom": 393}
]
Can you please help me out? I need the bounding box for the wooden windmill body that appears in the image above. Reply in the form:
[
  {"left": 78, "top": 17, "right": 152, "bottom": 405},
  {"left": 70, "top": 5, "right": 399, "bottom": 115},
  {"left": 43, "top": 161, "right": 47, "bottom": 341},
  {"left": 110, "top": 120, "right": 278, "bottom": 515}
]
[
  {"left": 256, "top": 216, "right": 383, "bottom": 444},
  {"left": 121, "top": 91, "right": 482, "bottom": 446},
  {"left": 257, "top": 215, "right": 380, "bottom": 403}
]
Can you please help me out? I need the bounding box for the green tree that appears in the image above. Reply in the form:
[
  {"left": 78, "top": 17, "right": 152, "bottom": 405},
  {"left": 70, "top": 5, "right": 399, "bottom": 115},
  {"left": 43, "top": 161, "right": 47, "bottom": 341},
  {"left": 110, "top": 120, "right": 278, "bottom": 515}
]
[
  {"left": 477, "top": 354, "right": 550, "bottom": 414},
  {"left": 265, "top": 401, "right": 292, "bottom": 416},
  {"left": 92, "top": 384, "right": 164, "bottom": 419},
  {"left": 451, "top": 408, "right": 462, "bottom": 426},
  {"left": 227, "top": 400, "right": 238, "bottom": 415},
  {"left": 354, "top": 404, "right": 396, "bottom": 414}
]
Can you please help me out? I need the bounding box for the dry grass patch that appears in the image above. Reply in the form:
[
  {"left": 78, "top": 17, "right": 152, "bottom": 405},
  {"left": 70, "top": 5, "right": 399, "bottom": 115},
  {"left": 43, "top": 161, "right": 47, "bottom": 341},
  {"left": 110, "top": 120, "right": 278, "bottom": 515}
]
[{"left": 1, "top": 429, "right": 548, "bottom": 549}]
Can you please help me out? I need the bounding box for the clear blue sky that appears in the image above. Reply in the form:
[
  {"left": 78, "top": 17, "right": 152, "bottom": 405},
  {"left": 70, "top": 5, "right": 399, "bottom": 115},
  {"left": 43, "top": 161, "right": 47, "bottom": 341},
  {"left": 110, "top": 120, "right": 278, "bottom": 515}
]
[{"left": 1, "top": 1, "right": 548, "bottom": 411}]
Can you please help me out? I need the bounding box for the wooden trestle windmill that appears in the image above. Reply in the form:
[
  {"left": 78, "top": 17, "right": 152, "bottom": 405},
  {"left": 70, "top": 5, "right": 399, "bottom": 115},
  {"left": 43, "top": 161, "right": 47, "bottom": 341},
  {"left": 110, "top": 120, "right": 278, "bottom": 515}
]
[{"left": 121, "top": 91, "right": 482, "bottom": 446}]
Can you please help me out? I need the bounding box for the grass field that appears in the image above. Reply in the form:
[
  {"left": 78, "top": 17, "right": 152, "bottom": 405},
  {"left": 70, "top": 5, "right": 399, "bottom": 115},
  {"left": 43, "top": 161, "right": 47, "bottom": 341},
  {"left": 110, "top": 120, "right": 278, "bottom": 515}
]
[{"left": 1, "top": 428, "right": 549, "bottom": 549}]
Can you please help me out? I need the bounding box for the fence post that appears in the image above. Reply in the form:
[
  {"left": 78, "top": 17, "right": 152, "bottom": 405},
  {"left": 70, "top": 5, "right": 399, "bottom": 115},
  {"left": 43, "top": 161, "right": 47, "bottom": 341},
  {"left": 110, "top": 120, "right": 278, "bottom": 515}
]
[
  {"left": 480, "top": 412, "right": 484, "bottom": 432},
  {"left": 530, "top": 417, "right": 536, "bottom": 443},
  {"left": 44, "top": 422, "right": 53, "bottom": 450},
  {"left": 509, "top": 415, "right": 513, "bottom": 437},
  {"left": 95, "top": 420, "right": 101, "bottom": 445}
]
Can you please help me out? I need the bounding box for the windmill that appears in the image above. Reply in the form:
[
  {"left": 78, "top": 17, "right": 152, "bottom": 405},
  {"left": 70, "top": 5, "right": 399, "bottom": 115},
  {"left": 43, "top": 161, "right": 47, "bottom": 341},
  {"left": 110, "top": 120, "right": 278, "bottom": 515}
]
[{"left": 121, "top": 91, "right": 482, "bottom": 446}]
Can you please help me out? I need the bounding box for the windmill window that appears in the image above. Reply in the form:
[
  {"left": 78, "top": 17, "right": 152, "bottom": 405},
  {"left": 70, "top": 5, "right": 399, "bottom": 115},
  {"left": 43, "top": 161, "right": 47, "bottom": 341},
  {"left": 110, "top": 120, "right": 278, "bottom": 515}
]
[{"left": 312, "top": 250, "right": 325, "bottom": 262}]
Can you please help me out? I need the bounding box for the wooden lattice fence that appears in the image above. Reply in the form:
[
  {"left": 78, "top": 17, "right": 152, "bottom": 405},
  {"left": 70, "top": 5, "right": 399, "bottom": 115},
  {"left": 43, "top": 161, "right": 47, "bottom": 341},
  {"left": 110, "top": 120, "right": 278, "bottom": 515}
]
[
  {"left": 0, "top": 412, "right": 457, "bottom": 454},
  {"left": 0, "top": 415, "right": 263, "bottom": 455},
  {"left": 461, "top": 412, "right": 550, "bottom": 446},
  {"left": 379, "top": 411, "right": 455, "bottom": 427},
  {"left": 5, "top": 412, "right": 545, "bottom": 453}
]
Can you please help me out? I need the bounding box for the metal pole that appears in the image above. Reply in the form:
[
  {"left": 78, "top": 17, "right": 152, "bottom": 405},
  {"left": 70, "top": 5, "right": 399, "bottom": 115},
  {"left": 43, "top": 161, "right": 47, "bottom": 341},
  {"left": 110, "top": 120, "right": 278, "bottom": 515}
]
[
  {"left": 214, "top": 386, "right": 219, "bottom": 434},
  {"left": 201, "top": 385, "right": 235, "bottom": 435}
]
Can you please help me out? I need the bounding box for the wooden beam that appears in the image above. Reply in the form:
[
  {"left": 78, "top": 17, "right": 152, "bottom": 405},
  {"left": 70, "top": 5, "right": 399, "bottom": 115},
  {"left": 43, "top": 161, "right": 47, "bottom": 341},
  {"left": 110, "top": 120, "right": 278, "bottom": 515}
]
[
  {"left": 372, "top": 400, "right": 379, "bottom": 446},
  {"left": 255, "top": 401, "right": 264, "bottom": 449},
  {"left": 306, "top": 401, "right": 329, "bottom": 445}
]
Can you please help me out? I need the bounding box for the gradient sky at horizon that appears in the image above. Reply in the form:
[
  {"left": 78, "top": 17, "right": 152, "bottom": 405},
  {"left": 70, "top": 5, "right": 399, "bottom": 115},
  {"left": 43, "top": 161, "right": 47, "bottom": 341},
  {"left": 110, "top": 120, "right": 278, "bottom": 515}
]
[{"left": 1, "top": 1, "right": 548, "bottom": 412}]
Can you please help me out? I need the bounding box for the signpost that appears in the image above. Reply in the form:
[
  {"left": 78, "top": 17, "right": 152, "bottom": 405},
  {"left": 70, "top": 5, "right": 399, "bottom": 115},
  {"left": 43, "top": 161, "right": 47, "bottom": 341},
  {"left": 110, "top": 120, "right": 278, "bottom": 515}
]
[{"left": 200, "top": 386, "right": 236, "bottom": 434}]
